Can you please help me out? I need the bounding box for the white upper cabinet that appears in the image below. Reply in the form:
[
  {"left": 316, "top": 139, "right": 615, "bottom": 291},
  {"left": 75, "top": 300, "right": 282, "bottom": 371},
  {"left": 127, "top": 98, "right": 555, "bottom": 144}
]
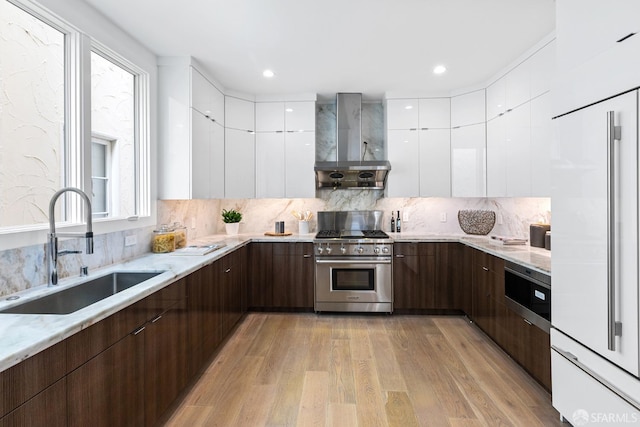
[
  {"left": 387, "top": 129, "right": 420, "bottom": 197},
  {"left": 191, "top": 67, "right": 224, "bottom": 125},
  {"left": 256, "top": 132, "right": 285, "bottom": 198},
  {"left": 486, "top": 78, "right": 506, "bottom": 121},
  {"left": 386, "top": 99, "right": 419, "bottom": 129},
  {"left": 285, "top": 131, "right": 316, "bottom": 198},
  {"left": 419, "top": 98, "right": 450, "bottom": 129},
  {"left": 486, "top": 114, "right": 507, "bottom": 197},
  {"left": 225, "top": 96, "right": 255, "bottom": 131},
  {"left": 225, "top": 128, "right": 255, "bottom": 198},
  {"left": 285, "top": 101, "right": 316, "bottom": 132},
  {"left": 256, "top": 102, "right": 285, "bottom": 132},
  {"left": 451, "top": 90, "right": 485, "bottom": 128},
  {"left": 529, "top": 40, "right": 556, "bottom": 99},
  {"left": 451, "top": 123, "right": 486, "bottom": 197},
  {"left": 505, "top": 103, "right": 532, "bottom": 196},
  {"left": 555, "top": 0, "right": 640, "bottom": 115},
  {"left": 505, "top": 59, "right": 531, "bottom": 111},
  {"left": 419, "top": 129, "right": 451, "bottom": 197},
  {"left": 530, "top": 92, "right": 552, "bottom": 196},
  {"left": 191, "top": 110, "right": 225, "bottom": 199}
]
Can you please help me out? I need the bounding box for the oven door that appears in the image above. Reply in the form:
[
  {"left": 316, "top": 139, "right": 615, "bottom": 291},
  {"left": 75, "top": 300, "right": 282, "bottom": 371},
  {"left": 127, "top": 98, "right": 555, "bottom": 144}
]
[{"left": 315, "top": 257, "right": 392, "bottom": 304}]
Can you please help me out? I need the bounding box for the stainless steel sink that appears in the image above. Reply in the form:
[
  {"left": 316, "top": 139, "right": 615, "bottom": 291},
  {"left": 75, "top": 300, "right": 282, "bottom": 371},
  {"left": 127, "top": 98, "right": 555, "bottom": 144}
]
[{"left": 0, "top": 271, "right": 164, "bottom": 315}]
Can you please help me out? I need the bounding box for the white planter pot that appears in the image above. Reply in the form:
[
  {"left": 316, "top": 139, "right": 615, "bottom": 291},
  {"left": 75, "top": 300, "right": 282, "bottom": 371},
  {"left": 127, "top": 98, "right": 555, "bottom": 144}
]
[{"left": 225, "top": 222, "right": 240, "bottom": 235}]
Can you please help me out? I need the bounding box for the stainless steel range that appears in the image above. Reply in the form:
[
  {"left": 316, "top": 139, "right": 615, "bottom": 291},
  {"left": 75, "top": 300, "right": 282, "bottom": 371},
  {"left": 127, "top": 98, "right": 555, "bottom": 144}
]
[{"left": 314, "top": 211, "right": 393, "bottom": 313}]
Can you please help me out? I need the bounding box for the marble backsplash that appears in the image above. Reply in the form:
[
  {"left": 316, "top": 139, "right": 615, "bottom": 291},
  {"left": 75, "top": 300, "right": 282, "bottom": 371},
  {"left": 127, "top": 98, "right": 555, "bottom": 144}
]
[
  {"left": 158, "top": 197, "right": 550, "bottom": 239},
  {"left": 0, "top": 226, "right": 153, "bottom": 297}
]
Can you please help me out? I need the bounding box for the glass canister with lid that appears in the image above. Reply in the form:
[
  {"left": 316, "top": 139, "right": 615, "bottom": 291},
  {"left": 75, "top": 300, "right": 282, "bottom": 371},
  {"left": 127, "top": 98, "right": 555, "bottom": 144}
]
[
  {"left": 152, "top": 224, "right": 175, "bottom": 253},
  {"left": 173, "top": 222, "right": 187, "bottom": 249}
]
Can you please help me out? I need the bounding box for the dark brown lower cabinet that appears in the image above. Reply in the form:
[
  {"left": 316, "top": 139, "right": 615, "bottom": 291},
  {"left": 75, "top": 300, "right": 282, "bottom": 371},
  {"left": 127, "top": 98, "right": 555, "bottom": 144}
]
[
  {"left": 248, "top": 243, "right": 273, "bottom": 309},
  {"left": 393, "top": 243, "right": 436, "bottom": 310},
  {"left": 0, "top": 379, "right": 66, "bottom": 427},
  {"left": 67, "top": 330, "right": 145, "bottom": 427},
  {"left": 272, "top": 243, "right": 314, "bottom": 309}
]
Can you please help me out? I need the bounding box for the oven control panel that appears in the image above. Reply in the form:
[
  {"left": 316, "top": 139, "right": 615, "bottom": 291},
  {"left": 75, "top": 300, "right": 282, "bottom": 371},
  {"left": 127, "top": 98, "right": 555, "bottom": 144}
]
[{"left": 315, "top": 242, "right": 393, "bottom": 257}]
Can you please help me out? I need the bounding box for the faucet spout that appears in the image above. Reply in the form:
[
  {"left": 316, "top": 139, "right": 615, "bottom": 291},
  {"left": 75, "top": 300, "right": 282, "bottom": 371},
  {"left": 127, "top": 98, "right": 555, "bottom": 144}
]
[{"left": 47, "top": 187, "right": 94, "bottom": 287}]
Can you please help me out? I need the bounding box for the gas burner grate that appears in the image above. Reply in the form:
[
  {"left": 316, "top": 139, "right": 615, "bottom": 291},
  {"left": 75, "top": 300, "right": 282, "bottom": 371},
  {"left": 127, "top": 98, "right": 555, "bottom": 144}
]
[
  {"left": 315, "top": 230, "right": 340, "bottom": 239},
  {"left": 361, "top": 230, "right": 390, "bottom": 239}
]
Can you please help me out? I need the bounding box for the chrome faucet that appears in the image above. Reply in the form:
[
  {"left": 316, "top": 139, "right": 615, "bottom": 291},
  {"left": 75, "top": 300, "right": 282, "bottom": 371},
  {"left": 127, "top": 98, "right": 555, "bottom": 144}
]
[{"left": 47, "top": 187, "right": 94, "bottom": 287}]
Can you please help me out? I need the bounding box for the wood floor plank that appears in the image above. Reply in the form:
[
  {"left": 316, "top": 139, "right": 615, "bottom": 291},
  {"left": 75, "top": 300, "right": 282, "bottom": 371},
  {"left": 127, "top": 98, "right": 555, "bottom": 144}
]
[
  {"left": 384, "top": 391, "right": 419, "bottom": 427},
  {"left": 305, "top": 316, "right": 333, "bottom": 371},
  {"left": 233, "top": 384, "right": 278, "bottom": 426},
  {"left": 348, "top": 317, "right": 373, "bottom": 360},
  {"left": 163, "top": 405, "right": 214, "bottom": 426},
  {"left": 354, "top": 359, "right": 389, "bottom": 427},
  {"left": 369, "top": 329, "right": 408, "bottom": 392},
  {"left": 328, "top": 338, "right": 357, "bottom": 404},
  {"left": 327, "top": 403, "right": 358, "bottom": 427},
  {"left": 296, "top": 371, "right": 329, "bottom": 427}
]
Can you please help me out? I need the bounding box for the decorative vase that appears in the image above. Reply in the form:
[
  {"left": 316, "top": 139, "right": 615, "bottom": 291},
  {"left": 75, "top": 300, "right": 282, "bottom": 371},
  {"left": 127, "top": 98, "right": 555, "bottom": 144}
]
[
  {"left": 225, "top": 222, "right": 240, "bottom": 235},
  {"left": 457, "top": 210, "right": 496, "bottom": 235}
]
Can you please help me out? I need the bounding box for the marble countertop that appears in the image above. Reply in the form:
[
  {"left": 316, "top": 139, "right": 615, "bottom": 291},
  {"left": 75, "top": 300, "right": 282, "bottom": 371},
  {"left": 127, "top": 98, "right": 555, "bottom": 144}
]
[{"left": 0, "top": 232, "right": 550, "bottom": 373}]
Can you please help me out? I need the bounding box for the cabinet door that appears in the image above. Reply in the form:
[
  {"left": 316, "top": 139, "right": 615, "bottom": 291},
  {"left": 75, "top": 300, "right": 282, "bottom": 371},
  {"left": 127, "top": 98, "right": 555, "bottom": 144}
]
[
  {"left": 451, "top": 90, "right": 485, "bottom": 127},
  {"left": 249, "top": 243, "right": 273, "bottom": 309},
  {"left": 144, "top": 297, "right": 189, "bottom": 427},
  {"left": 225, "top": 128, "right": 256, "bottom": 198},
  {"left": 505, "top": 103, "right": 531, "bottom": 196},
  {"left": 552, "top": 91, "right": 639, "bottom": 375},
  {"left": 419, "top": 129, "right": 450, "bottom": 197},
  {"left": 285, "top": 101, "right": 315, "bottom": 132},
  {"left": 451, "top": 123, "right": 486, "bottom": 197},
  {"left": 67, "top": 331, "right": 145, "bottom": 427},
  {"left": 419, "top": 98, "right": 450, "bottom": 129},
  {"left": 529, "top": 40, "right": 555, "bottom": 99},
  {"left": 530, "top": 92, "right": 552, "bottom": 196},
  {"left": 202, "top": 261, "right": 223, "bottom": 358},
  {"left": 0, "top": 379, "right": 66, "bottom": 427},
  {"left": 225, "top": 96, "right": 255, "bottom": 131},
  {"left": 393, "top": 243, "right": 436, "bottom": 310},
  {"left": 256, "top": 132, "right": 285, "bottom": 198},
  {"left": 386, "top": 129, "right": 420, "bottom": 197},
  {"left": 191, "top": 68, "right": 224, "bottom": 124},
  {"left": 272, "top": 243, "right": 314, "bottom": 309},
  {"left": 256, "top": 102, "right": 285, "bottom": 132},
  {"left": 505, "top": 59, "right": 530, "bottom": 110},
  {"left": 221, "top": 251, "right": 243, "bottom": 335},
  {"left": 486, "top": 77, "right": 506, "bottom": 121},
  {"left": 186, "top": 267, "right": 206, "bottom": 376},
  {"left": 386, "top": 99, "right": 419, "bottom": 130},
  {"left": 209, "top": 120, "right": 225, "bottom": 198},
  {"left": 191, "top": 110, "right": 211, "bottom": 199},
  {"left": 285, "top": 131, "right": 315, "bottom": 198},
  {"left": 486, "top": 115, "right": 507, "bottom": 197}
]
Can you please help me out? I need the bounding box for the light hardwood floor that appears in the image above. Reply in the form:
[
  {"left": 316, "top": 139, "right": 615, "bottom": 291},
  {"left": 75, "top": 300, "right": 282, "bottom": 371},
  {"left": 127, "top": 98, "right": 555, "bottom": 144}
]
[{"left": 162, "top": 313, "right": 561, "bottom": 426}]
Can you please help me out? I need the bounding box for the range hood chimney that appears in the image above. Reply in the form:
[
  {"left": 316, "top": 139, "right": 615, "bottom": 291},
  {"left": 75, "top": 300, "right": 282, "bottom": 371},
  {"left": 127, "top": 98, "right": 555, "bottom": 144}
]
[{"left": 314, "top": 93, "right": 391, "bottom": 190}]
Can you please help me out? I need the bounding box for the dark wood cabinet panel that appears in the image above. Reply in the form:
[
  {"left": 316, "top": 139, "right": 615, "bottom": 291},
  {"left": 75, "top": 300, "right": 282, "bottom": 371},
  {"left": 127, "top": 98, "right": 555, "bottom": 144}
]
[
  {"left": 393, "top": 243, "right": 439, "bottom": 310},
  {"left": 0, "top": 340, "right": 66, "bottom": 418},
  {"left": 272, "top": 243, "right": 314, "bottom": 309},
  {"left": 0, "top": 378, "right": 66, "bottom": 427},
  {"left": 67, "top": 330, "right": 145, "bottom": 427},
  {"left": 144, "top": 280, "right": 189, "bottom": 427},
  {"left": 248, "top": 243, "right": 273, "bottom": 309},
  {"left": 526, "top": 323, "right": 552, "bottom": 390},
  {"left": 202, "top": 260, "right": 223, "bottom": 359},
  {"left": 221, "top": 249, "right": 244, "bottom": 334},
  {"left": 434, "top": 243, "right": 466, "bottom": 310}
]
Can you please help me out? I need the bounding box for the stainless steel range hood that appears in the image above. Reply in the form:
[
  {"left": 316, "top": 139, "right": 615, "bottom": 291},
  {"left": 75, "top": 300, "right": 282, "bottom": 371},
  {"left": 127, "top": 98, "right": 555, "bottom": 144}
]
[{"left": 314, "top": 93, "right": 391, "bottom": 190}]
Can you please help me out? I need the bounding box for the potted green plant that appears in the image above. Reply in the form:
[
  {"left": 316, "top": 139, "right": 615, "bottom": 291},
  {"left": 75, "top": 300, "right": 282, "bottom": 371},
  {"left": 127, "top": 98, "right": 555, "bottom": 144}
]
[{"left": 222, "top": 208, "right": 242, "bottom": 235}]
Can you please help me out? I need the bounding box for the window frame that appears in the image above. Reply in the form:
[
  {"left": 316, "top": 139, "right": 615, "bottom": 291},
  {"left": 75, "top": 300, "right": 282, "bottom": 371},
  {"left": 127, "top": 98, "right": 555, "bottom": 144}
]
[{"left": 0, "top": 0, "right": 154, "bottom": 251}]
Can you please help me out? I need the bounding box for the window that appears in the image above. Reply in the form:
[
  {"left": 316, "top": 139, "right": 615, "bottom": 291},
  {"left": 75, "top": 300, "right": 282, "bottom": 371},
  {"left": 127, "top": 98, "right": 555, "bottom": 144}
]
[{"left": 0, "top": 0, "right": 149, "bottom": 232}]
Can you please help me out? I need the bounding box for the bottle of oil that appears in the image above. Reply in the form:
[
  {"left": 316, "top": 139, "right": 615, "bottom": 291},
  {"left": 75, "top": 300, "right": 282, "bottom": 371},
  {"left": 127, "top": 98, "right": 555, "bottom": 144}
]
[
  {"left": 390, "top": 212, "right": 395, "bottom": 233},
  {"left": 396, "top": 211, "right": 402, "bottom": 233}
]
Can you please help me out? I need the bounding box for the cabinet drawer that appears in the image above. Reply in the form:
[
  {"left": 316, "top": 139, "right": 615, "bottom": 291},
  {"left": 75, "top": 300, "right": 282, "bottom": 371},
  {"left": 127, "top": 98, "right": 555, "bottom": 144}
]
[
  {"left": 0, "top": 378, "right": 66, "bottom": 427},
  {"left": 394, "top": 242, "right": 436, "bottom": 257},
  {"left": 473, "top": 249, "right": 505, "bottom": 276},
  {"left": 272, "top": 242, "right": 313, "bottom": 256},
  {"left": 0, "top": 341, "right": 66, "bottom": 418}
]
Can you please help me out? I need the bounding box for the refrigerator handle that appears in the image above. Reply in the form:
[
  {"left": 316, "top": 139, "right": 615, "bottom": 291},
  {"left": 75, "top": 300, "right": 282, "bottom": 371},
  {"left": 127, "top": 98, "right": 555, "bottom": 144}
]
[{"left": 607, "top": 111, "right": 623, "bottom": 351}]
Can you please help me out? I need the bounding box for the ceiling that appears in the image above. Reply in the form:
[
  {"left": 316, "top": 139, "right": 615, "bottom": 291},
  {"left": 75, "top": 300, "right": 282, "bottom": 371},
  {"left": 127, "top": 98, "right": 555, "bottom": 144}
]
[{"left": 82, "top": 0, "right": 555, "bottom": 101}]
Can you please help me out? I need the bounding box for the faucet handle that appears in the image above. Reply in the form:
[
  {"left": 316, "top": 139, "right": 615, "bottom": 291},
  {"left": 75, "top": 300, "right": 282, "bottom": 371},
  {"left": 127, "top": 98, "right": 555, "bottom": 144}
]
[{"left": 80, "top": 266, "right": 88, "bottom": 277}]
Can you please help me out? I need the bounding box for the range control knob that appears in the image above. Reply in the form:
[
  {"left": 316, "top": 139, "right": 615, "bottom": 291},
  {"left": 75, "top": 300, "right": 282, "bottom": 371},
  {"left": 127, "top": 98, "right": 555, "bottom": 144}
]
[
  {"left": 357, "top": 247, "right": 364, "bottom": 254},
  {"left": 317, "top": 246, "right": 323, "bottom": 254},
  {"left": 340, "top": 246, "right": 347, "bottom": 254},
  {"left": 374, "top": 247, "right": 381, "bottom": 254},
  {"left": 325, "top": 246, "right": 332, "bottom": 254},
  {"left": 382, "top": 247, "right": 390, "bottom": 254}
]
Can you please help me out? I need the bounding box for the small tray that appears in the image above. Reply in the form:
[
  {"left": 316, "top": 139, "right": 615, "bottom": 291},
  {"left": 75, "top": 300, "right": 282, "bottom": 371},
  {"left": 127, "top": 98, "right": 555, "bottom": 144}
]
[{"left": 264, "top": 231, "right": 293, "bottom": 236}]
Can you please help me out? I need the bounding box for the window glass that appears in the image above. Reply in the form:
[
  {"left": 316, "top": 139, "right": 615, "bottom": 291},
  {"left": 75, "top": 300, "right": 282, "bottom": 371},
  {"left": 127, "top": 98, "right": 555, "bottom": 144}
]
[
  {"left": 91, "top": 138, "right": 109, "bottom": 218},
  {"left": 90, "top": 51, "right": 136, "bottom": 219},
  {"left": 0, "top": 0, "right": 65, "bottom": 227}
]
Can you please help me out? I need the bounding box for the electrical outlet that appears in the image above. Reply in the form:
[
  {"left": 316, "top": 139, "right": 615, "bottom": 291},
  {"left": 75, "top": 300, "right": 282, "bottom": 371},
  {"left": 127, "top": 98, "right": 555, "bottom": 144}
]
[
  {"left": 124, "top": 235, "right": 137, "bottom": 247},
  {"left": 440, "top": 212, "right": 447, "bottom": 222},
  {"left": 497, "top": 214, "right": 504, "bottom": 225},
  {"left": 191, "top": 218, "right": 196, "bottom": 229},
  {"left": 403, "top": 211, "right": 409, "bottom": 222}
]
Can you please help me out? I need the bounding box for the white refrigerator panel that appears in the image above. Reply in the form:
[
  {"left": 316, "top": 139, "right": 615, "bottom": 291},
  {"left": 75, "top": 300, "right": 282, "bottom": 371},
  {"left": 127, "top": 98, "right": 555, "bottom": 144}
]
[{"left": 551, "top": 91, "right": 639, "bottom": 375}]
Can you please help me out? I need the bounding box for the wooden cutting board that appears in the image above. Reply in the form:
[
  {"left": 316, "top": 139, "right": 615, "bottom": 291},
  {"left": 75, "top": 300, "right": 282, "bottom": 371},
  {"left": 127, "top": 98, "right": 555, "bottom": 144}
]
[{"left": 264, "top": 231, "right": 293, "bottom": 236}]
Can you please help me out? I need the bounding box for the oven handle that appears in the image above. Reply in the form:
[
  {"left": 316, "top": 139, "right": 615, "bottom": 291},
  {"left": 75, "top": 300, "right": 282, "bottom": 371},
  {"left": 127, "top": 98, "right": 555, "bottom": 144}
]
[{"left": 315, "top": 258, "right": 391, "bottom": 265}]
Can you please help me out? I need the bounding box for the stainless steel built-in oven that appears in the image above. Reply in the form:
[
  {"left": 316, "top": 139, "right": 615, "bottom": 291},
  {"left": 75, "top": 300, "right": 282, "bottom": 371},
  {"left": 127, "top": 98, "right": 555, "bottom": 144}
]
[
  {"left": 314, "top": 256, "right": 392, "bottom": 313},
  {"left": 504, "top": 261, "right": 551, "bottom": 333}
]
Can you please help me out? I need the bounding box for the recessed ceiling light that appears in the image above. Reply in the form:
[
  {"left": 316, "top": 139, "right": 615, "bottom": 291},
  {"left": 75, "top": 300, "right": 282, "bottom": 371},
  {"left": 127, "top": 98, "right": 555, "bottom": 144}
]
[
  {"left": 433, "top": 65, "right": 447, "bottom": 75},
  {"left": 262, "top": 69, "right": 275, "bottom": 78}
]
